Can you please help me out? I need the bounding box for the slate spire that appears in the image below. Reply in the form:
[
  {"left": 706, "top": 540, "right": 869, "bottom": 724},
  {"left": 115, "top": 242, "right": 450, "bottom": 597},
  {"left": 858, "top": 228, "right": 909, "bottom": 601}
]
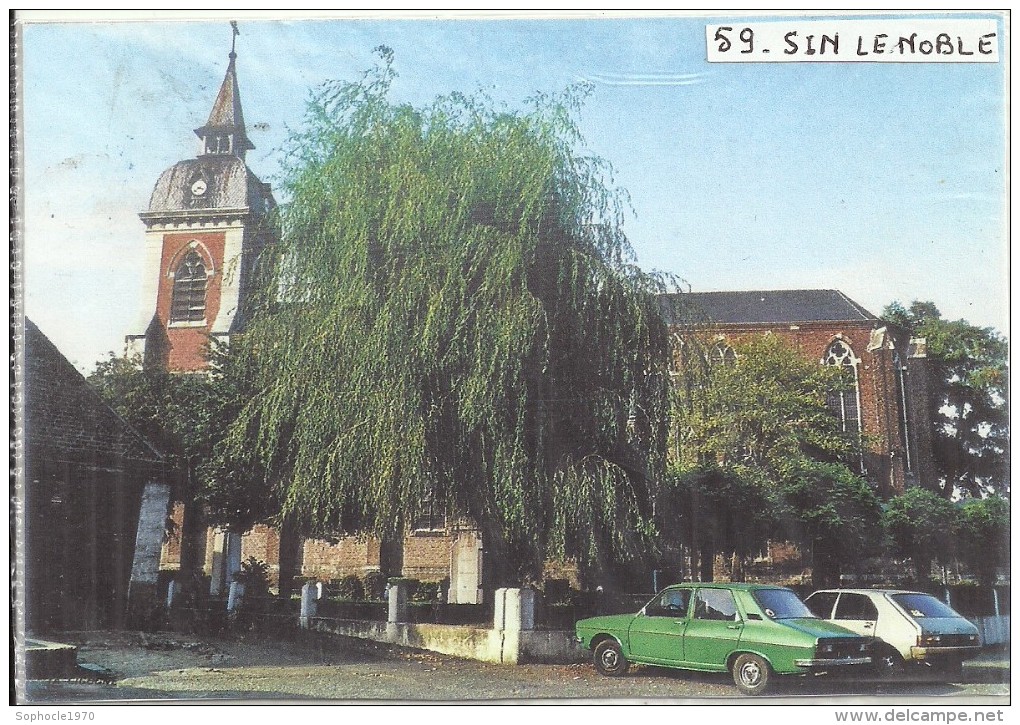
[{"left": 194, "top": 24, "right": 254, "bottom": 159}]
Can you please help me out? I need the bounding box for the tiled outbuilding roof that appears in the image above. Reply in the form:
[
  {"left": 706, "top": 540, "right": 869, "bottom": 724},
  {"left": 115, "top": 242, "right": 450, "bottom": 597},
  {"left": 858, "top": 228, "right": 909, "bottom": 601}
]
[
  {"left": 24, "top": 319, "right": 164, "bottom": 466},
  {"left": 661, "top": 289, "right": 879, "bottom": 326}
]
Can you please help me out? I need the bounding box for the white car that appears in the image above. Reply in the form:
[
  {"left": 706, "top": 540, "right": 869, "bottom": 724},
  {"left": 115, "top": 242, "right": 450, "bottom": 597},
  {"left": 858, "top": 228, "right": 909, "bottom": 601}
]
[{"left": 804, "top": 589, "right": 981, "bottom": 678}]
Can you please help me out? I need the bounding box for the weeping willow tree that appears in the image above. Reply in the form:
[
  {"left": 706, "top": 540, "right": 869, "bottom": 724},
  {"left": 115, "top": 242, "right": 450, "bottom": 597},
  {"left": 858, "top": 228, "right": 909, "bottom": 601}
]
[{"left": 217, "top": 49, "right": 676, "bottom": 585}]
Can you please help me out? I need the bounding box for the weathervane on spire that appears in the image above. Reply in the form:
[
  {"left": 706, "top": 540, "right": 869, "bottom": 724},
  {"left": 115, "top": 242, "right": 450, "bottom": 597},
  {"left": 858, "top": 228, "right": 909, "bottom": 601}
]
[{"left": 230, "top": 21, "right": 239, "bottom": 58}]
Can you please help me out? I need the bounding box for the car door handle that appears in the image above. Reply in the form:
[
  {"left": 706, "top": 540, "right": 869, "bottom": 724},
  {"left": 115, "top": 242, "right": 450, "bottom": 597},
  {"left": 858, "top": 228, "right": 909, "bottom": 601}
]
[
  {"left": 674, "top": 620, "right": 687, "bottom": 626},
  {"left": 727, "top": 624, "right": 743, "bottom": 630},
  {"left": 863, "top": 622, "right": 874, "bottom": 628}
]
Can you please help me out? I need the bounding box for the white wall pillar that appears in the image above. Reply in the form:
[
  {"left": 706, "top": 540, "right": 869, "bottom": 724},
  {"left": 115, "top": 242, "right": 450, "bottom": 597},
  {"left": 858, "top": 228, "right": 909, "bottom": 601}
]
[
  {"left": 227, "top": 581, "right": 246, "bottom": 614},
  {"left": 388, "top": 578, "right": 410, "bottom": 623},
  {"left": 209, "top": 529, "right": 243, "bottom": 596},
  {"left": 226, "top": 531, "right": 243, "bottom": 585},
  {"left": 494, "top": 588, "right": 535, "bottom": 632},
  {"left": 210, "top": 531, "right": 227, "bottom": 596},
  {"left": 448, "top": 532, "right": 483, "bottom": 604},
  {"left": 300, "top": 582, "right": 318, "bottom": 629},
  {"left": 127, "top": 481, "right": 172, "bottom": 615}
]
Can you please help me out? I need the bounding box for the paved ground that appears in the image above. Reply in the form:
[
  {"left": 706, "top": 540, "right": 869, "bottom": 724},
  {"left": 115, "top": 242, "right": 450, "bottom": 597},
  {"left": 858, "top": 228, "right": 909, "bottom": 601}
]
[{"left": 21, "top": 631, "right": 1010, "bottom": 704}]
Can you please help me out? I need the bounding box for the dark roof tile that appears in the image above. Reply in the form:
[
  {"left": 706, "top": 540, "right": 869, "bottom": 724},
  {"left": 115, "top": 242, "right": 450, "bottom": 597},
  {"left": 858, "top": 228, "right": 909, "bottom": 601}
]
[
  {"left": 661, "top": 289, "right": 879, "bottom": 326},
  {"left": 24, "top": 319, "right": 164, "bottom": 466}
]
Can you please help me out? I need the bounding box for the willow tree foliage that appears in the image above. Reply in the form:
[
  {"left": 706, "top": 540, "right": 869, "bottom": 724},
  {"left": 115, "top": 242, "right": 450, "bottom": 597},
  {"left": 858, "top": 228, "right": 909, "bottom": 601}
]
[{"left": 219, "top": 50, "right": 675, "bottom": 584}]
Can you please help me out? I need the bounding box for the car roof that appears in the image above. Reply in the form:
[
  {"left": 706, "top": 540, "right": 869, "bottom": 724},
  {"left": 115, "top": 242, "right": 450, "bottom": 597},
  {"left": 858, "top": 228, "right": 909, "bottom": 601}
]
[
  {"left": 810, "top": 589, "right": 927, "bottom": 596},
  {"left": 665, "top": 583, "right": 788, "bottom": 592}
]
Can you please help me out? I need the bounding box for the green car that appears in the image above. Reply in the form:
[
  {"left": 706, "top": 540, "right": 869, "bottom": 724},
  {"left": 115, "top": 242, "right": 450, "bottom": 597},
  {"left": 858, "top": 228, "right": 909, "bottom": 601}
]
[{"left": 575, "top": 583, "right": 873, "bottom": 695}]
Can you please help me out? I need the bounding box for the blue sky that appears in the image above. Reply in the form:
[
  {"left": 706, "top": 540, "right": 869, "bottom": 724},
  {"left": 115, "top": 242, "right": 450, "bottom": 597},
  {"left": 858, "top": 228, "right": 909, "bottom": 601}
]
[{"left": 18, "top": 11, "right": 1008, "bottom": 371}]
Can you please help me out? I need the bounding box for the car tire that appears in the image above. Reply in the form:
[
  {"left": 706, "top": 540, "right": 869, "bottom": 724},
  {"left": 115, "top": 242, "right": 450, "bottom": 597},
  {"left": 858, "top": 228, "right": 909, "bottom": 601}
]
[
  {"left": 874, "top": 645, "right": 904, "bottom": 678},
  {"left": 732, "top": 653, "right": 771, "bottom": 696},
  {"left": 593, "top": 639, "right": 629, "bottom": 677}
]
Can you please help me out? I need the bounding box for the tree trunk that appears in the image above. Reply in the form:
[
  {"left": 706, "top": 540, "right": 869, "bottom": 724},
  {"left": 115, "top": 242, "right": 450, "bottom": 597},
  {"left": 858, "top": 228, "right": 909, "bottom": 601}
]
[
  {"left": 730, "top": 552, "right": 744, "bottom": 582},
  {"left": 177, "top": 498, "right": 207, "bottom": 595},
  {"left": 699, "top": 545, "right": 714, "bottom": 582},
  {"left": 276, "top": 515, "right": 302, "bottom": 599},
  {"left": 810, "top": 540, "right": 841, "bottom": 589}
]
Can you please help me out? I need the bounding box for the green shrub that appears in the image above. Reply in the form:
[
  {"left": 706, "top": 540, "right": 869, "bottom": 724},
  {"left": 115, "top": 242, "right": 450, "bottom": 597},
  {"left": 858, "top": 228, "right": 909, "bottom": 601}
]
[
  {"left": 233, "top": 557, "right": 271, "bottom": 598},
  {"left": 411, "top": 580, "right": 441, "bottom": 602},
  {"left": 363, "top": 571, "right": 387, "bottom": 600},
  {"left": 332, "top": 574, "right": 365, "bottom": 600}
]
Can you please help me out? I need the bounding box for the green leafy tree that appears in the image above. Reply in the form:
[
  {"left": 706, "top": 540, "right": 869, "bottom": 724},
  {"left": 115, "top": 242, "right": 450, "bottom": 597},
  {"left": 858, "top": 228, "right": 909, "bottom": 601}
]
[
  {"left": 883, "top": 487, "right": 956, "bottom": 583},
  {"left": 216, "top": 50, "right": 674, "bottom": 586},
  {"left": 955, "top": 495, "right": 1010, "bottom": 586},
  {"left": 883, "top": 301, "right": 1008, "bottom": 497},
  {"left": 668, "top": 334, "right": 882, "bottom": 586},
  {"left": 776, "top": 460, "right": 885, "bottom": 588},
  {"left": 88, "top": 344, "right": 271, "bottom": 587},
  {"left": 88, "top": 352, "right": 216, "bottom": 493}
]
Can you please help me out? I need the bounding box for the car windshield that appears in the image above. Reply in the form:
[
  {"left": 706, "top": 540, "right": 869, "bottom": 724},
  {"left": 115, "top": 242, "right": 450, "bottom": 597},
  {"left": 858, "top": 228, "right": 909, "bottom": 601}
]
[
  {"left": 891, "top": 593, "right": 961, "bottom": 619},
  {"left": 752, "top": 589, "right": 815, "bottom": 619}
]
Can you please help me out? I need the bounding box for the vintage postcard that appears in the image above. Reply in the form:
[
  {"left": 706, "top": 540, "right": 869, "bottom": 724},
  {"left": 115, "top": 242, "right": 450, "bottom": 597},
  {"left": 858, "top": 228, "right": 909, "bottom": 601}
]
[{"left": 12, "top": 10, "right": 1009, "bottom": 712}]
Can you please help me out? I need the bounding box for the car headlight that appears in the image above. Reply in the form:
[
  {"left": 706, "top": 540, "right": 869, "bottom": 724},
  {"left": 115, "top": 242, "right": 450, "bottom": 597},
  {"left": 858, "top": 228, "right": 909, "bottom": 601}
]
[
  {"left": 918, "top": 634, "right": 943, "bottom": 646},
  {"left": 816, "top": 641, "right": 836, "bottom": 656}
]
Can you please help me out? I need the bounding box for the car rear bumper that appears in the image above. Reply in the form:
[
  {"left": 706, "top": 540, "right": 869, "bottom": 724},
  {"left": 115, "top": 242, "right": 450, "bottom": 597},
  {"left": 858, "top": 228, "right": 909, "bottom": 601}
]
[
  {"left": 794, "top": 656, "right": 871, "bottom": 668},
  {"left": 910, "top": 646, "right": 982, "bottom": 662}
]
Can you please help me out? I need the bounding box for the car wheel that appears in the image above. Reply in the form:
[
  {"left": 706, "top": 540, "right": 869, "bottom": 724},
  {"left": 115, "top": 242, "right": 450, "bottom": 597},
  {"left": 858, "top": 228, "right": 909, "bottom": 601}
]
[
  {"left": 732, "top": 653, "right": 771, "bottom": 696},
  {"left": 593, "top": 639, "right": 629, "bottom": 677},
  {"left": 874, "top": 645, "right": 904, "bottom": 678}
]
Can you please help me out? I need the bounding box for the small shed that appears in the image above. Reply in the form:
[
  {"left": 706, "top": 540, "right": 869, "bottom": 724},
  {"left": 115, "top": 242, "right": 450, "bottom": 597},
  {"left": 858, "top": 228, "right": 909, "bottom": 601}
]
[{"left": 22, "top": 319, "right": 167, "bottom": 632}]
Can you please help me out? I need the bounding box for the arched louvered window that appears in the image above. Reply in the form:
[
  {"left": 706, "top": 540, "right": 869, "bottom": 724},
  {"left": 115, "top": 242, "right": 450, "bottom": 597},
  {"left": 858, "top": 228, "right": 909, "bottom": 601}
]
[
  {"left": 823, "top": 339, "right": 861, "bottom": 437},
  {"left": 170, "top": 250, "right": 207, "bottom": 323}
]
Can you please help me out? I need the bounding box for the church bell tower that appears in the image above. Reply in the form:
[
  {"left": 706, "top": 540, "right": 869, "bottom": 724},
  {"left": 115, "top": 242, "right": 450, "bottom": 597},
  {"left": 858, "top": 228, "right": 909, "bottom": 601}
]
[{"left": 127, "top": 39, "right": 276, "bottom": 371}]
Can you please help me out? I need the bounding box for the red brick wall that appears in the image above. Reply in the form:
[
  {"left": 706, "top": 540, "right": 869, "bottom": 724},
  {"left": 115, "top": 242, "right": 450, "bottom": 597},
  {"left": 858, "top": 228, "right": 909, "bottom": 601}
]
[
  {"left": 401, "top": 534, "right": 453, "bottom": 582},
  {"left": 240, "top": 525, "right": 282, "bottom": 586},
  {"left": 301, "top": 537, "right": 383, "bottom": 581},
  {"left": 296, "top": 531, "right": 460, "bottom": 584},
  {"left": 160, "top": 501, "right": 186, "bottom": 569},
  {"left": 904, "top": 346, "right": 938, "bottom": 489},
  {"left": 154, "top": 231, "right": 226, "bottom": 372}
]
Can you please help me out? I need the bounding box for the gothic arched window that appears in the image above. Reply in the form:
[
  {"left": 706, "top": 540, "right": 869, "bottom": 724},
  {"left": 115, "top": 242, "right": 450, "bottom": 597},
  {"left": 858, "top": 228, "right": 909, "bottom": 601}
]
[
  {"left": 170, "top": 250, "right": 207, "bottom": 323},
  {"left": 712, "top": 342, "right": 737, "bottom": 366},
  {"left": 823, "top": 339, "right": 861, "bottom": 437}
]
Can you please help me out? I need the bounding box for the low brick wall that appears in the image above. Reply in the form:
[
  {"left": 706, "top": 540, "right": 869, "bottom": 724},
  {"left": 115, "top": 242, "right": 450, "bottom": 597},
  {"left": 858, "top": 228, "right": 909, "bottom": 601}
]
[
  {"left": 25, "top": 639, "right": 79, "bottom": 680},
  {"left": 519, "top": 630, "right": 585, "bottom": 665},
  {"left": 975, "top": 615, "right": 1010, "bottom": 646},
  {"left": 307, "top": 617, "right": 585, "bottom": 665}
]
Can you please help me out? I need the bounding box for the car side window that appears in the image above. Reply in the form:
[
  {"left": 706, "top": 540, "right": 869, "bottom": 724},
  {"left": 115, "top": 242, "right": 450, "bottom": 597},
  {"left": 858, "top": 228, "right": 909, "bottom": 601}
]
[
  {"left": 693, "top": 588, "right": 739, "bottom": 622},
  {"left": 834, "top": 593, "right": 878, "bottom": 621},
  {"left": 645, "top": 589, "right": 690, "bottom": 618},
  {"left": 806, "top": 592, "right": 839, "bottom": 618}
]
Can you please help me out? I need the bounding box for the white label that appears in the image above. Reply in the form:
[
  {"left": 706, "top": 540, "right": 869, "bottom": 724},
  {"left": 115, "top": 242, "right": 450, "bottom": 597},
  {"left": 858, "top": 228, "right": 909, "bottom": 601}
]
[{"left": 706, "top": 19, "right": 999, "bottom": 63}]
